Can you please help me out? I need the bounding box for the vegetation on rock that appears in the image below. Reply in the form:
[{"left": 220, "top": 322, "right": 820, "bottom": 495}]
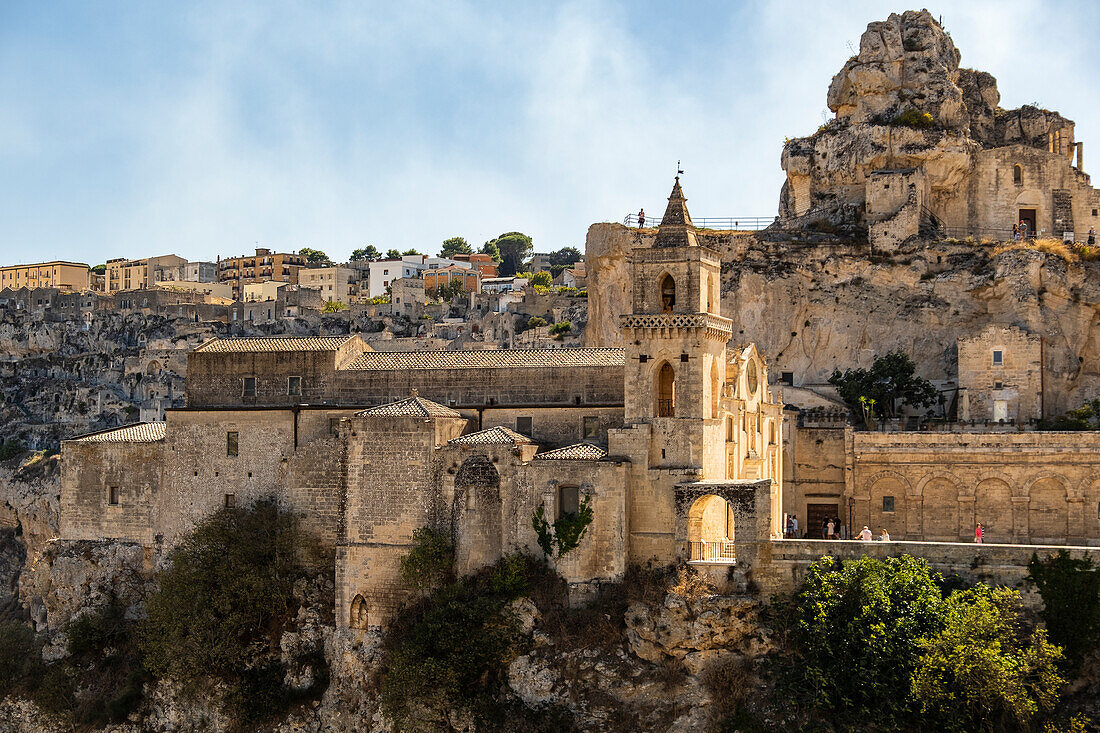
[
  {"left": 829, "top": 350, "right": 939, "bottom": 425},
  {"left": 1038, "top": 399, "right": 1100, "bottom": 431},
  {"left": 1027, "top": 551, "right": 1100, "bottom": 667}
]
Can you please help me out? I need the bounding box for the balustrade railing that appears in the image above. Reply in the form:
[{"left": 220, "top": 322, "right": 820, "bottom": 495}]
[
  {"left": 623, "top": 214, "right": 774, "bottom": 231},
  {"left": 689, "top": 541, "right": 736, "bottom": 562}
]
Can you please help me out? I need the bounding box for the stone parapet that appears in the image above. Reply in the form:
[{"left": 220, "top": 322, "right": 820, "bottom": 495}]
[{"left": 619, "top": 312, "right": 732, "bottom": 342}]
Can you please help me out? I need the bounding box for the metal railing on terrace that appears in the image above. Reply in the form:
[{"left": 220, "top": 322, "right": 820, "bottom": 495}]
[
  {"left": 688, "top": 541, "right": 736, "bottom": 562},
  {"left": 623, "top": 213, "right": 775, "bottom": 231}
]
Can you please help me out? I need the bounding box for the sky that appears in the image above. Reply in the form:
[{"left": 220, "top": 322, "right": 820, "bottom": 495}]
[{"left": 1, "top": 0, "right": 1098, "bottom": 265}]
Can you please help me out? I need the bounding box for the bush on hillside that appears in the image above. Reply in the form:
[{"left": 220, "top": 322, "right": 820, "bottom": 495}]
[{"left": 140, "top": 497, "right": 328, "bottom": 724}]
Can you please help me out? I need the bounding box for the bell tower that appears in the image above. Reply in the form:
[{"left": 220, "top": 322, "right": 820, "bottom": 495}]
[{"left": 619, "top": 177, "right": 731, "bottom": 474}]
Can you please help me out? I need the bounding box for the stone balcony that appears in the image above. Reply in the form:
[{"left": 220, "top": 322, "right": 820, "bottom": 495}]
[{"left": 619, "top": 312, "right": 732, "bottom": 341}]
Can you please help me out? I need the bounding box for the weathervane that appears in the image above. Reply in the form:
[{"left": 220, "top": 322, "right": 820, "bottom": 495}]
[{"left": 677, "top": 160, "right": 684, "bottom": 176}]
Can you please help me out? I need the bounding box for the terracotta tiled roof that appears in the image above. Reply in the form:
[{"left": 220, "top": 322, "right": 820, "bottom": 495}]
[
  {"left": 344, "top": 348, "right": 624, "bottom": 371},
  {"left": 449, "top": 426, "right": 535, "bottom": 445},
  {"left": 533, "top": 442, "right": 608, "bottom": 460},
  {"left": 73, "top": 422, "right": 167, "bottom": 443},
  {"left": 358, "top": 396, "right": 461, "bottom": 418},
  {"left": 193, "top": 336, "right": 356, "bottom": 353}
]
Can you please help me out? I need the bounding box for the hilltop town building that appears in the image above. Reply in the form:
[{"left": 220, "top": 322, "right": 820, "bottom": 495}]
[
  {"left": 299, "top": 264, "right": 359, "bottom": 303},
  {"left": 217, "top": 248, "right": 308, "bottom": 300},
  {"left": 0, "top": 261, "right": 90, "bottom": 291},
  {"left": 105, "top": 255, "right": 188, "bottom": 293}
]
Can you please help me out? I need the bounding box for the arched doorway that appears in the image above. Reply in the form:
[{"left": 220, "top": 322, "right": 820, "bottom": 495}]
[
  {"left": 687, "top": 495, "right": 735, "bottom": 561},
  {"left": 974, "top": 478, "right": 1012, "bottom": 543},
  {"left": 659, "top": 274, "right": 676, "bottom": 312},
  {"left": 657, "top": 362, "right": 675, "bottom": 417},
  {"left": 1029, "top": 477, "right": 1068, "bottom": 543},
  {"left": 349, "top": 594, "right": 368, "bottom": 629},
  {"left": 922, "top": 478, "right": 959, "bottom": 541},
  {"left": 453, "top": 455, "right": 502, "bottom": 574}
]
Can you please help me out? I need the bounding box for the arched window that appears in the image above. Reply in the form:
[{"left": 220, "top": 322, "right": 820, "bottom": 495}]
[
  {"left": 1013, "top": 164, "right": 1022, "bottom": 184},
  {"left": 659, "top": 274, "right": 676, "bottom": 313},
  {"left": 657, "top": 362, "right": 675, "bottom": 417}
]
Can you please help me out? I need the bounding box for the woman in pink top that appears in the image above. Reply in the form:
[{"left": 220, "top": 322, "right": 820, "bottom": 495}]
[{"left": 974, "top": 523, "right": 983, "bottom": 543}]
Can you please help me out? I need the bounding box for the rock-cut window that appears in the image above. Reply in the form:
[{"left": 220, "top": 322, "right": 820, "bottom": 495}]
[
  {"left": 242, "top": 376, "right": 256, "bottom": 397},
  {"left": 227, "top": 431, "right": 239, "bottom": 457},
  {"left": 288, "top": 376, "right": 302, "bottom": 396}
]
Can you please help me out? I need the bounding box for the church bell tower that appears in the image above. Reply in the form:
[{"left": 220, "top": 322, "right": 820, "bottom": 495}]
[{"left": 619, "top": 177, "right": 732, "bottom": 475}]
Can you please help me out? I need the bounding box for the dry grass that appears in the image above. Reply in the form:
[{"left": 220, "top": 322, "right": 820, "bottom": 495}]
[
  {"left": 668, "top": 565, "right": 717, "bottom": 602},
  {"left": 994, "top": 237, "right": 1076, "bottom": 262}
]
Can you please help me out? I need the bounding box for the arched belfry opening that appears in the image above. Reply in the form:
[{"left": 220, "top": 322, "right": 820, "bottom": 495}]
[
  {"left": 657, "top": 362, "right": 675, "bottom": 417},
  {"left": 659, "top": 274, "right": 676, "bottom": 313},
  {"left": 350, "top": 594, "right": 368, "bottom": 629},
  {"left": 1013, "top": 164, "right": 1022, "bottom": 184}
]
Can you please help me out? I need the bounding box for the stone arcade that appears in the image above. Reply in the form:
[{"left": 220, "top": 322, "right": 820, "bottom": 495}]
[{"left": 60, "top": 179, "right": 785, "bottom": 630}]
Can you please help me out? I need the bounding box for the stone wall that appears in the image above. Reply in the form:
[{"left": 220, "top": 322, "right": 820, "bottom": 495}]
[
  {"left": 754, "top": 539, "right": 1100, "bottom": 608},
  {"left": 473, "top": 406, "right": 623, "bottom": 448},
  {"left": 185, "top": 349, "right": 343, "bottom": 407},
  {"left": 60, "top": 441, "right": 163, "bottom": 545},
  {"left": 958, "top": 325, "right": 1042, "bottom": 422},
  {"left": 848, "top": 431, "right": 1100, "bottom": 545},
  {"left": 782, "top": 425, "right": 848, "bottom": 534}
]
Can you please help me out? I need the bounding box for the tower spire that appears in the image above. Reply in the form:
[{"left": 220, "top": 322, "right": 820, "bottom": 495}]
[{"left": 654, "top": 175, "right": 698, "bottom": 248}]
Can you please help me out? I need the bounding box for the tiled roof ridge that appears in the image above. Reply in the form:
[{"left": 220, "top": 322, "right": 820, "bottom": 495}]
[
  {"left": 344, "top": 347, "right": 624, "bottom": 371},
  {"left": 194, "top": 335, "right": 356, "bottom": 353},
  {"left": 533, "top": 442, "right": 608, "bottom": 460},
  {"left": 449, "top": 425, "right": 536, "bottom": 445},
  {"left": 358, "top": 394, "right": 462, "bottom": 418},
  {"left": 72, "top": 422, "right": 167, "bottom": 443}
]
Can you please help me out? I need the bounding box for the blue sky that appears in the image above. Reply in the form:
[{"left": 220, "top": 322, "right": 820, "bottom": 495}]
[{"left": 1, "top": 1, "right": 1097, "bottom": 265}]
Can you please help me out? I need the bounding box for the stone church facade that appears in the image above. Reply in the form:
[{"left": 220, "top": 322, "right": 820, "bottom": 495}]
[{"left": 60, "top": 179, "right": 785, "bottom": 630}]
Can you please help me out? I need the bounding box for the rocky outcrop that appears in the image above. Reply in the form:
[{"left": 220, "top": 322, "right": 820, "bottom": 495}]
[{"left": 780, "top": 10, "right": 1080, "bottom": 229}]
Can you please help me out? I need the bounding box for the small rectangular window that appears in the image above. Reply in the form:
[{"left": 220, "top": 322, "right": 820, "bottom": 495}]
[
  {"left": 108, "top": 486, "right": 119, "bottom": 505},
  {"left": 516, "top": 416, "right": 533, "bottom": 437},
  {"left": 224, "top": 493, "right": 235, "bottom": 508},
  {"left": 329, "top": 417, "right": 341, "bottom": 435},
  {"left": 242, "top": 376, "right": 256, "bottom": 396},
  {"left": 882, "top": 496, "right": 895, "bottom": 513},
  {"left": 994, "top": 380, "right": 1003, "bottom": 390},
  {"left": 558, "top": 485, "right": 580, "bottom": 519},
  {"left": 288, "top": 376, "right": 302, "bottom": 396},
  {"left": 992, "top": 350, "right": 1003, "bottom": 366},
  {"left": 780, "top": 372, "right": 794, "bottom": 386},
  {"left": 583, "top": 416, "right": 599, "bottom": 439},
  {"left": 638, "top": 354, "right": 648, "bottom": 363},
  {"left": 227, "top": 431, "right": 239, "bottom": 457}
]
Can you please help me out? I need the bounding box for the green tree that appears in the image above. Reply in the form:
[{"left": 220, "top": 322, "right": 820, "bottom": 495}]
[
  {"left": 486, "top": 232, "right": 532, "bottom": 276},
  {"left": 298, "top": 247, "right": 329, "bottom": 263},
  {"left": 548, "top": 247, "right": 582, "bottom": 266},
  {"left": 350, "top": 245, "right": 380, "bottom": 261},
  {"left": 441, "top": 237, "right": 472, "bottom": 258},
  {"left": 399, "top": 527, "right": 454, "bottom": 592},
  {"left": 789, "top": 555, "right": 945, "bottom": 726},
  {"left": 402, "top": 248, "right": 421, "bottom": 256},
  {"left": 1039, "top": 399, "right": 1100, "bottom": 430},
  {"left": 322, "top": 300, "right": 348, "bottom": 313},
  {"left": 480, "top": 239, "right": 502, "bottom": 263},
  {"left": 529, "top": 271, "right": 552, "bottom": 287},
  {"left": 912, "top": 586, "right": 1064, "bottom": 732},
  {"left": 90, "top": 264, "right": 107, "bottom": 275},
  {"left": 140, "top": 498, "right": 326, "bottom": 722},
  {"left": 828, "top": 350, "right": 938, "bottom": 422},
  {"left": 385, "top": 249, "right": 402, "bottom": 259}
]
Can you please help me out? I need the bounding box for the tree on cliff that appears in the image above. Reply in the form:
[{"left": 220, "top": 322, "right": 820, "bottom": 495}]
[
  {"left": 548, "top": 247, "right": 582, "bottom": 266},
  {"left": 829, "top": 350, "right": 938, "bottom": 424},
  {"left": 487, "top": 232, "right": 533, "bottom": 276},
  {"left": 350, "top": 245, "right": 380, "bottom": 261},
  {"left": 298, "top": 247, "right": 330, "bottom": 263},
  {"left": 440, "top": 236, "right": 472, "bottom": 258}
]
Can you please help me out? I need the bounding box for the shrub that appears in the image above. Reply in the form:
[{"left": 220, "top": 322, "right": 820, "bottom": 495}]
[
  {"left": 788, "top": 555, "right": 946, "bottom": 725},
  {"left": 912, "top": 586, "right": 1064, "bottom": 731},
  {"left": 1038, "top": 399, "right": 1100, "bottom": 431},
  {"left": 1027, "top": 551, "right": 1100, "bottom": 666},
  {"left": 379, "top": 554, "right": 540, "bottom": 730},
  {"left": 140, "top": 497, "right": 327, "bottom": 724},
  {"left": 995, "top": 238, "right": 1075, "bottom": 262},
  {"left": 529, "top": 271, "right": 552, "bottom": 287},
  {"left": 894, "top": 108, "right": 936, "bottom": 129},
  {"left": 524, "top": 316, "right": 547, "bottom": 331},
  {"left": 530, "top": 495, "right": 593, "bottom": 558},
  {"left": 0, "top": 439, "right": 25, "bottom": 461},
  {"left": 0, "top": 621, "right": 41, "bottom": 695},
  {"left": 400, "top": 527, "right": 454, "bottom": 592},
  {"left": 548, "top": 321, "right": 571, "bottom": 337},
  {"left": 62, "top": 600, "right": 147, "bottom": 724}
]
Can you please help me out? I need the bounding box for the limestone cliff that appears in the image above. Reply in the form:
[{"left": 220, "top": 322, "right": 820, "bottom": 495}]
[{"left": 586, "top": 223, "right": 1100, "bottom": 418}]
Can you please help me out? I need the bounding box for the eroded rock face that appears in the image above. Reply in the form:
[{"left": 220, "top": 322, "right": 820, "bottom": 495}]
[
  {"left": 827, "top": 10, "right": 964, "bottom": 128},
  {"left": 780, "top": 9, "right": 1079, "bottom": 229}
]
